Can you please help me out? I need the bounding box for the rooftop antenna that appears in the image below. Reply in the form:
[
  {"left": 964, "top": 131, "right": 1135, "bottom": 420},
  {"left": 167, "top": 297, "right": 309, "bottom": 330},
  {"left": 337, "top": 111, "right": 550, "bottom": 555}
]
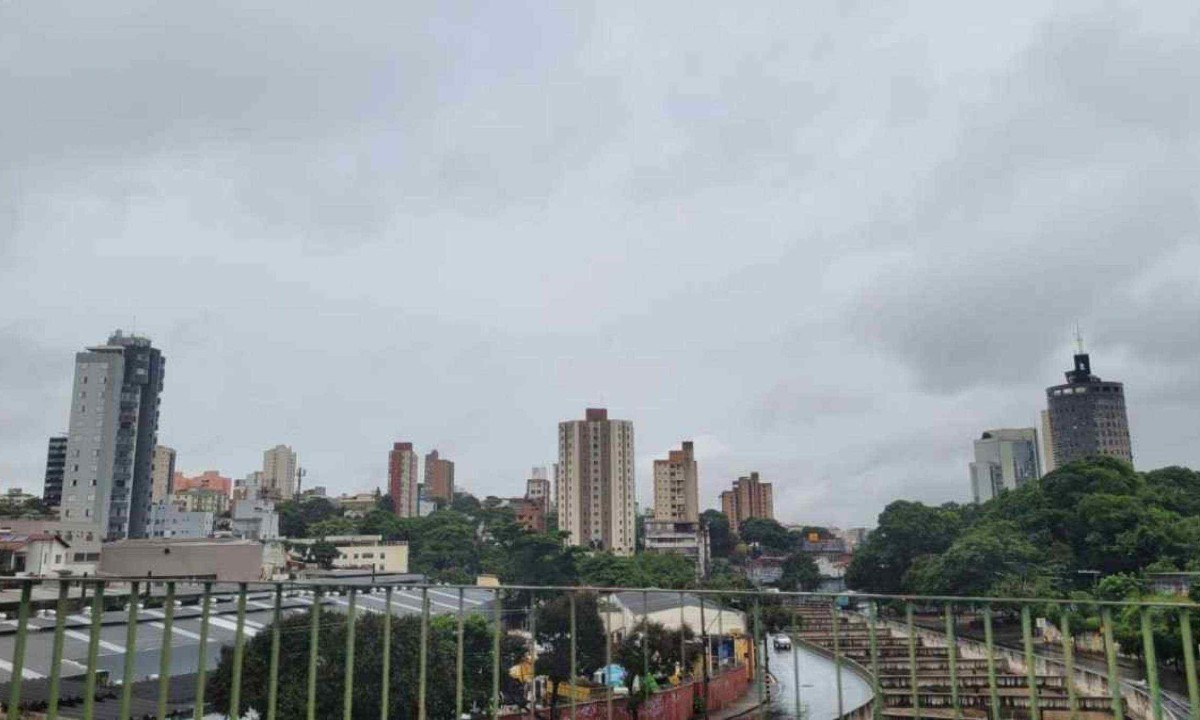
[{"left": 1074, "top": 323, "right": 1085, "bottom": 354}]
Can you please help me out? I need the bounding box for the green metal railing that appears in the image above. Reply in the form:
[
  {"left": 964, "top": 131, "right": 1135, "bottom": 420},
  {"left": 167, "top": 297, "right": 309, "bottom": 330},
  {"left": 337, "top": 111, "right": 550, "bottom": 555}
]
[{"left": 0, "top": 578, "right": 1195, "bottom": 720}]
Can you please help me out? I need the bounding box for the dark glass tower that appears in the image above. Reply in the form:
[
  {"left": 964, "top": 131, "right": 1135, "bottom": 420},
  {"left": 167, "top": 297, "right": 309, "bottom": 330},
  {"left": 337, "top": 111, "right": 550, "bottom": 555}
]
[
  {"left": 42, "top": 435, "right": 67, "bottom": 508},
  {"left": 1045, "top": 352, "right": 1132, "bottom": 467}
]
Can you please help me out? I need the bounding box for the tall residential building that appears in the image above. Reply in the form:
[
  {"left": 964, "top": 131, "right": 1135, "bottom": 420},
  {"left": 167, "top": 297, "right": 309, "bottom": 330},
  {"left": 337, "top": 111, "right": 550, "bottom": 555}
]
[
  {"left": 653, "top": 441, "right": 699, "bottom": 522},
  {"left": 526, "top": 466, "right": 553, "bottom": 513},
  {"left": 60, "top": 330, "right": 165, "bottom": 540},
  {"left": 424, "top": 449, "right": 455, "bottom": 503},
  {"left": 557, "top": 408, "right": 636, "bottom": 556},
  {"left": 720, "top": 472, "right": 774, "bottom": 534},
  {"left": 262, "top": 444, "right": 297, "bottom": 500},
  {"left": 1039, "top": 410, "right": 1057, "bottom": 476},
  {"left": 42, "top": 435, "right": 68, "bottom": 508},
  {"left": 969, "top": 428, "right": 1042, "bottom": 503},
  {"left": 389, "top": 442, "right": 419, "bottom": 518},
  {"left": 173, "top": 470, "right": 232, "bottom": 497},
  {"left": 150, "top": 445, "right": 176, "bottom": 502},
  {"left": 1046, "top": 350, "right": 1133, "bottom": 467}
]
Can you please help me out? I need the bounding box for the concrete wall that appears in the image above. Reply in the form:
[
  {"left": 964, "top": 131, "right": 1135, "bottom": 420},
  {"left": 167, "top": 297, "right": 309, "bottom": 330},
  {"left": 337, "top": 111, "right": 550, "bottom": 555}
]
[{"left": 99, "top": 539, "right": 265, "bottom": 582}]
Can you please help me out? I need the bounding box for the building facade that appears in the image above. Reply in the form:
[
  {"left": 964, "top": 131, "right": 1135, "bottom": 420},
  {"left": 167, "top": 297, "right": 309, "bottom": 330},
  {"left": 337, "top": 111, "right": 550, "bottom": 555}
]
[
  {"left": 719, "top": 472, "right": 774, "bottom": 534},
  {"left": 150, "top": 445, "right": 176, "bottom": 502},
  {"left": 969, "top": 428, "right": 1042, "bottom": 503},
  {"left": 147, "top": 501, "right": 213, "bottom": 539},
  {"left": 233, "top": 471, "right": 264, "bottom": 501},
  {"left": 653, "top": 440, "right": 699, "bottom": 523},
  {"left": 231, "top": 498, "right": 280, "bottom": 540},
  {"left": 643, "top": 519, "right": 709, "bottom": 574},
  {"left": 59, "top": 330, "right": 165, "bottom": 540},
  {"left": 173, "top": 470, "right": 232, "bottom": 497},
  {"left": 175, "top": 487, "right": 229, "bottom": 515},
  {"left": 525, "top": 467, "right": 552, "bottom": 513},
  {"left": 262, "top": 444, "right": 297, "bottom": 500},
  {"left": 42, "top": 435, "right": 67, "bottom": 508},
  {"left": 1039, "top": 410, "right": 1057, "bottom": 476},
  {"left": 388, "top": 441, "right": 419, "bottom": 518},
  {"left": 1046, "top": 351, "right": 1133, "bottom": 467},
  {"left": 557, "top": 408, "right": 636, "bottom": 556},
  {"left": 423, "top": 449, "right": 455, "bottom": 503}
]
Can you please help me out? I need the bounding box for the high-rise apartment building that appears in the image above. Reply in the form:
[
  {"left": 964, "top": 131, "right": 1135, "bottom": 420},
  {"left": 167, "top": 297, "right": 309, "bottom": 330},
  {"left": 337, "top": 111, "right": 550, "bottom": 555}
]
[
  {"left": 719, "top": 472, "right": 774, "bottom": 534},
  {"left": 653, "top": 441, "right": 699, "bottom": 522},
  {"left": 557, "top": 408, "right": 636, "bottom": 556},
  {"left": 42, "top": 435, "right": 68, "bottom": 508},
  {"left": 262, "top": 444, "right": 297, "bottom": 500},
  {"left": 1046, "top": 351, "right": 1132, "bottom": 467},
  {"left": 59, "top": 330, "right": 165, "bottom": 540},
  {"left": 526, "top": 466, "right": 553, "bottom": 513},
  {"left": 968, "top": 428, "right": 1041, "bottom": 503},
  {"left": 424, "top": 449, "right": 455, "bottom": 503},
  {"left": 389, "top": 442, "right": 419, "bottom": 518},
  {"left": 150, "top": 445, "right": 176, "bottom": 502}
]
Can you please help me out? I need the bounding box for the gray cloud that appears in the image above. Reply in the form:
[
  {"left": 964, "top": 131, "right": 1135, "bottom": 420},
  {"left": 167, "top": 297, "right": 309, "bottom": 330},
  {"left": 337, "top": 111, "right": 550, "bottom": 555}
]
[{"left": 2, "top": 1, "right": 1197, "bottom": 528}]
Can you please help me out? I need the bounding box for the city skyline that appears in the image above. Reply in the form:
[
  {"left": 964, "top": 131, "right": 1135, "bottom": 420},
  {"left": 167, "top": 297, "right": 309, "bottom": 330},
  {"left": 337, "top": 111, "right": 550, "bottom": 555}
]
[{"left": 3, "top": 2, "right": 1199, "bottom": 528}]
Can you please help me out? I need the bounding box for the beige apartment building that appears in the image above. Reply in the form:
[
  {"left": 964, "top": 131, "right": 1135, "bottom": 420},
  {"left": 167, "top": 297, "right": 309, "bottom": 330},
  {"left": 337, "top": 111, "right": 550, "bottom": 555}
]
[
  {"left": 150, "top": 445, "right": 176, "bottom": 502},
  {"left": 720, "top": 472, "right": 774, "bottom": 533},
  {"left": 557, "top": 408, "right": 636, "bottom": 556},
  {"left": 262, "top": 444, "right": 297, "bottom": 500},
  {"left": 653, "top": 441, "right": 699, "bottom": 522}
]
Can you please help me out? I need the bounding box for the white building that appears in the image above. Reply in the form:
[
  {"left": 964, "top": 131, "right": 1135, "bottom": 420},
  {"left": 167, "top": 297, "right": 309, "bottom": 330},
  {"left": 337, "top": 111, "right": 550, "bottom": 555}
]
[
  {"left": 604, "top": 591, "right": 745, "bottom": 640},
  {"left": 558, "top": 408, "right": 636, "bottom": 556},
  {"left": 643, "top": 519, "right": 709, "bottom": 575},
  {"left": 262, "top": 444, "right": 297, "bottom": 501},
  {"left": 231, "top": 498, "right": 280, "bottom": 540},
  {"left": 291, "top": 535, "right": 409, "bottom": 573},
  {"left": 969, "top": 428, "right": 1042, "bottom": 503},
  {"left": 147, "top": 501, "right": 214, "bottom": 539},
  {"left": 0, "top": 532, "right": 71, "bottom": 576}
]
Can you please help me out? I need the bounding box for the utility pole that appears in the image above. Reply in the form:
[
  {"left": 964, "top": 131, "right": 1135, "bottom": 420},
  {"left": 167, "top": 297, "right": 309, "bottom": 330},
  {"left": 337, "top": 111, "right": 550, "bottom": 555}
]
[{"left": 295, "top": 466, "right": 307, "bottom": 498}]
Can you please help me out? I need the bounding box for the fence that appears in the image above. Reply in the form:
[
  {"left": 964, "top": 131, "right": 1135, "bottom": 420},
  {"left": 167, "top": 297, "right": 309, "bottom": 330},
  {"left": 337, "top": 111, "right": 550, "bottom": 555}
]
[{"left": 0, "top": 578, "right": 1196, "bottom": 720}]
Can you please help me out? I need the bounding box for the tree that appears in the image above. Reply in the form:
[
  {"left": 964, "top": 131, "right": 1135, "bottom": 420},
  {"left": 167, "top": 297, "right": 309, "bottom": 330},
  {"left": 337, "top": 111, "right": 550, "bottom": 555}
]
[
  {"left": 615, "top": 620, "right": 698, "bottom": 720},
  {"left": 903, "top": 522, "right": 1044, "bottom": 597},
  {"left": 777, "top": 552, "right": 820, "bottom": 592},
  {"left": 738, "top": 518, "right": 793, "bottom": 555},
  {"left": 308, "top": 516, "right": 359, "bottom": 538},
  {"left": 578, "top": 553, "right": 696, "bottom": 590},
  {"left": 701, "top": 510, "right": 736, "bottom": 560},
  {"left": 534, "top": 593, "right": 607, "bottom": 719},
  {"left": 306, "top": 541, "right": 340, "bottom": 569},
  {"left": 845, "top": 500, "right": 965, "bottom": 593}
]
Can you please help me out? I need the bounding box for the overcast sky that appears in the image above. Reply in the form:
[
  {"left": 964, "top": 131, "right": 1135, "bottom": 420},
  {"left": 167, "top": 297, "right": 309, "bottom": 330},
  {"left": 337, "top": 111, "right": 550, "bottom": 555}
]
[{"left": 2, "top": 2, "right": 1198, "bottom": 528}]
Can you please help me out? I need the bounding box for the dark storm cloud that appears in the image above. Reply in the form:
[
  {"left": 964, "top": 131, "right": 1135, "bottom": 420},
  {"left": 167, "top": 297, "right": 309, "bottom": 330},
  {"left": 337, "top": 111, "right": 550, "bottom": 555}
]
[{"left": 2, "top": 1, "right": 1197, "bottom": 528}]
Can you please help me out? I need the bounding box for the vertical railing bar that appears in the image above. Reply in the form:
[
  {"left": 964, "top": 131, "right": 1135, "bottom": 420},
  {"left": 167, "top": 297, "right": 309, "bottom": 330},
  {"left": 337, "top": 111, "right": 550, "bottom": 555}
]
[
  {"left": 194, "top": 582, "right": 213, "bottom": 720},
  {"left": 343, "top": 588, "right": 357, "bottom": 720},
  {"left": 492, "top": 589, "right": 501, "bottom": 720},
  {"left": 867, "top": 601, "right": 882, "bottom": 720},
  {"left": 84, "top": 582, "right": 105, "bottom": 720},
  {"left": 1101, "top": 606, "right": 1124, "bottom": 720},
  {"left": 267, "top": 584, "right": 282, "bottom": 720},
  {"left": 230, "top": 582, "right": 247, "bottom": 720},
  {"left": 528, "top": 591, "right": 538, "bottom": 720},
  {"left": 156, "top": 582, "right": 176, "bottom": 720},
  {"left": 570, "top": 592, "right": 578, "bottom": 720},
  {"left": 606, "top": 593, "right": 614, "bottom": 720},
  {"left": 119, "top": 582, "right": 140, "bottom": 720},
  {"left": 1021, "top": 604, "right": 1041, "bottom": 720},
  {"left": 906, "top": 603, "right": 920, "bottom": 720},
  {"left": 47, "top": 581, "right": 71, "bottom": 720},
  {"left": 642, "top": 589, "right": 649, "bottom": 694},
  {"left": 419, "top": 586, "right": 430, "bottom": 720},
  {"left": 307, "top": 586, "right": 322, "bottom": 720},
  {"left": 1180, "top": 609, "right": 1200, "bottom": 720},
  {"left": 832, "top": 599, "right": 844, "bottom": 718},
  {"left": 381, "top": 586, "right": 393, "bottom": 720},
  {"left": 5, "top": 579, "right": 33, "bottom": 720},
  {"left": 944, "top": 602, "right": 960, "bottom": 720},
  {"left": 679, "top": 590, "right": 686, "bottom": 687},
  {"left": 792, "top": 606, "right": 801, "bottom": 720},
  {"left": 753, "top": 597, "right": 765, "bottom": 719},
  {"left": 983, "top": 604, "right": 1000, "bottom": 720},
  {"left": 1142, "top": 608, "right": 1163, "bottom": 720},
  {"left": 1059, "top": 606, "right": 1078, "bottom": 720},
  {"left": 457, "top": 587, "right": 466, "bottom": 720}
]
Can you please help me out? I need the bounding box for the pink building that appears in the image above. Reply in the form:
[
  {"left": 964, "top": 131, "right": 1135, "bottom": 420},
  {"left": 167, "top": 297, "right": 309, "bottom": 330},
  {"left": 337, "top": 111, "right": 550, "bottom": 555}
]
[{"left": 172, "top": 470, "right": 233, "bottom": 497}]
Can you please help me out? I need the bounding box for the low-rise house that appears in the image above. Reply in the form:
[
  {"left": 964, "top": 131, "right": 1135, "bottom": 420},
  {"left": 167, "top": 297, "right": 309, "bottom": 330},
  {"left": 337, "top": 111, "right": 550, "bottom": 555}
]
[
  {"left": 231, "top": 498, "right": 280, "bottom": 540},
  {"left": 289, "top": 535, "right": 409, "bottom": 574},
  {"left": 0, "top": 532, "right": 70, "bottom": 576}
]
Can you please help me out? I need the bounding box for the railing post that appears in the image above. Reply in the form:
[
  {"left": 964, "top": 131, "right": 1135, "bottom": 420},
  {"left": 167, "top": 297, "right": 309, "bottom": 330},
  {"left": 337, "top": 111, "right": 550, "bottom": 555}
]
[
  {"left": 157, "top": 582, "right": 177, "bottom": 720},
  {"left": 792, "top": 606, "right": 801, "bottom": 720},
  {"left": 344, "top": 587, "right": 357, "bottom": 720},
  {"left": 47, "top": 581, "right": 71, "bottom": 720},
  {"left": 118, "top": 582, "right": 140, "bottom": 720},
  {"left": 831, "top": 599, "right": 844, "bottom": 718},
  {"left": 268, "top": 583, "right": 282, "bottom": 720},
  {"left": 84, "top": 582, "right": 105, "bottom": 720},
  {"left": 492, "top": 588, "right": 502, "bottom": 720},
  {"left": 571, "top": 592, "right": 578, "bottom": 720},
  {"left": 642, "top": 589, "right": 650, "bottom": 693},
  {"left": 307, "top": 586, "right": 322, "bottom": 720},
  {"left": 381, "top": 586, "right": 393, "bottom": 720},
  {"left": 700, "top": 595, "right": 711, "bottom": 720},
  {"left": 419, "top": 586, "right": 430, "bottom": 720},
  {"left": 944, "top": 603, "right": 961, "bottom": 720},
  {"left": 906, "top": 602, "right": 920, "bottom": 720},
  {"left": 6, "top": 579, "right": 33, "bottom": 720},
  {"left": 868, "top": 601, "right": 882, "bottom": 720},
  {"left": 753, "top": 597, "right": 765, "bottom": 719},
  {"left": 1101, "top": 606, "right": 1124, "bottom": 720},
  {"left": 230, "top": 582, "right": 248, "bottom": 720},
  {"left": 1179, "top": 609, "right": 1200, "bottom": 720},
  {"left": 679, "top": 590, "right": 686, "bottom": 686},
  {"left": 1021, "top": 604, "right": 1041, "bottom": 720},
  {"left": 457, "top": 587, "right": 466, "bottom": 720},
  {"left": 605, "top": 593, "right": 614, "bottom": 720},
  {"left": 1059, "top": 607, "right": 1078, "bottom": 720},
  {"left": 983, "top": 604, "right": 1000, "bottom": 720},
  {"left": 528, "top": 591, "right": 538, "bottom": 720},
  {"left": 1141, "top": 608, "right": 1163, "bottom": 720},
  {"left": 194, "top": 581, "right": 213, "bottom": 720}
]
